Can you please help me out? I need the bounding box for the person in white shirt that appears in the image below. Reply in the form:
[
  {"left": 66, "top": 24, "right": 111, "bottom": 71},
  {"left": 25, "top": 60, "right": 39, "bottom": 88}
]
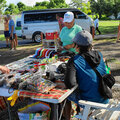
[{"left": 94, "top": 15, "right": 101, "bottom": 35}]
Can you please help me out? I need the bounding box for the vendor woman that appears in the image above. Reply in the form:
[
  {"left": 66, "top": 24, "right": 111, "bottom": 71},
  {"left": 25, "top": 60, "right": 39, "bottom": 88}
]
[{"left": 59, "top": 11, "right": 82, "bottom": 53}]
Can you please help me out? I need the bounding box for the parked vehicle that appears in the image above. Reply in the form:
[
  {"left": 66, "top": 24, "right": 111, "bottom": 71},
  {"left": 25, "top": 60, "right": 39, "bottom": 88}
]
[
  {"left": 21, "top": 8, "right": 94, "bottom": 43},
  {"left": 15, "top": 18, "right": 22, "bottom": 37}
]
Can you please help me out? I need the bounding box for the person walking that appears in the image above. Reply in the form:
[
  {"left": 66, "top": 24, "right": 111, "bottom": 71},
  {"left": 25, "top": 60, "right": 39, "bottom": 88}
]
[
  {"left": 7, "top": 15, "right": 17, "bottom": 50},
  {"left": 56, "top": 13, "right": 65, "bottom": 31},
  {"left": 94, "top": 15, "right": 101, "bottom": 35},
  {"left": 4, "top": 17, "right": 10, "bottom": 48}
]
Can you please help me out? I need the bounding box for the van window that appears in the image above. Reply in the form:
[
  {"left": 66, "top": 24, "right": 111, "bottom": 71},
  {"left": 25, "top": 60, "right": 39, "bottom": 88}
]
[
  {"left": 16, "top": 21, "right": 21, "bottom": 27},
  {"left": 24, "top": 12, "right": 58, "bottom": 24},
  {"left": 72, "top": 11, "right": 87, "bottom": 19}
]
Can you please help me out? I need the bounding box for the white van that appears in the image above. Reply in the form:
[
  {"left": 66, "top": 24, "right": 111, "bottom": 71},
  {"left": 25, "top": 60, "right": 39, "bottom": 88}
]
[
  {"left": 15, "top": 18, "right": 22, "bottom": 37},
  {"left": 21, "top": 8, "right": 94, "bottom": 43}
]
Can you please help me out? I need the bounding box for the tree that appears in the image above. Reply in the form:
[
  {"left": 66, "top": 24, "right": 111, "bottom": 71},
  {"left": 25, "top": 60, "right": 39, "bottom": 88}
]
[
  {"left": 90, "top": 0, "right": 120, "bottom": 19},
  {"left": 48, "top": 0, "right": 68, "bottom": 8},
  {"left": 112, "top": 0, "right": 120, "bottom": 19},
  {"left": 90, "top": 0, "right": 106, "bottom": 19},
  {"left": 35, "top": 1, "right": 50, "bottom": 8},
  {"left": 0, "top": 0, "right": 7, "bottom": 14},
  {"left": 17, "top": 2, "right": 26, "bottom": 12},
  {"left": 103, "top": 1, "right": 113, "bottom": 17},
  {"left": 4, "top": 4, "right": 19, "bottom": 15},
  {"left": 69, "top": 0, "right": 83, "bottom": 8}
]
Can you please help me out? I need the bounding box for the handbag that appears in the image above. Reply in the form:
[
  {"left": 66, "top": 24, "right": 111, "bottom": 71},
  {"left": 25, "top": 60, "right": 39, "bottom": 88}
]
[
  {"left": 81, "top": 54, "right": 115, "bottom": 99},
  {"left": 92, "top": 67, "right": 115, "bottom": 99}
]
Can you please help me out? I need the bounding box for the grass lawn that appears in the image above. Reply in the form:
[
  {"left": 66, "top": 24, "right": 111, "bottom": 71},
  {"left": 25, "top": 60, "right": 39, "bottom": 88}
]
[
  {"left": 0, "top": 34, "right": 5, "bottom": 41},
  {"left": 99, "top": 20, "right": 119, "bottom": 35}
]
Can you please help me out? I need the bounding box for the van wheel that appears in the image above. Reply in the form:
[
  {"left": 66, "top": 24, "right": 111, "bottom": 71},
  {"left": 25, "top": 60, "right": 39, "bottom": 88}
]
[{"left": 33, "top": 32, "right": 42, "bottom": 43}]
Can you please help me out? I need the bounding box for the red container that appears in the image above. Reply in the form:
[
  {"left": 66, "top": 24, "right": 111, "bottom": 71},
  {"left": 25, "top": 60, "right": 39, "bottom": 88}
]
[{"left": 46, "top": 31, "right": 58, "bottom": 40}]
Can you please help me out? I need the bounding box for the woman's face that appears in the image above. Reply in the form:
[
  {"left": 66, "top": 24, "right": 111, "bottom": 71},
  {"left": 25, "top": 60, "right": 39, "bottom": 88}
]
[{"left": 64, "top": 19, "right": 74, "bottom": 29}]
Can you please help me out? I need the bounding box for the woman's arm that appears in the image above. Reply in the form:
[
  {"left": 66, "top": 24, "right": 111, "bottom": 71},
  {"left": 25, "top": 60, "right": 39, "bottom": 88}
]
[{"left": 64, "top": 57, "right": 77, "bottom": 89}]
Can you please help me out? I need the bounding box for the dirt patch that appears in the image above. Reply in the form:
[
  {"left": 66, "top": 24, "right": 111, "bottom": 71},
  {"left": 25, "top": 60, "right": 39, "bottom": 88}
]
[
  {"left": 0, "top": 44, "right": 41, "bottom": 65},
  {"left": 93, "top": 39, "right": 120, "bottom": 100}
]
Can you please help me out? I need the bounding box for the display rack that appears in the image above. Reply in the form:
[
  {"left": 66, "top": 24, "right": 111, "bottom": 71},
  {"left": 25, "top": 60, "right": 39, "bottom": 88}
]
[{"left": 41, "top": 31, "right": 59, "bottom": 51}]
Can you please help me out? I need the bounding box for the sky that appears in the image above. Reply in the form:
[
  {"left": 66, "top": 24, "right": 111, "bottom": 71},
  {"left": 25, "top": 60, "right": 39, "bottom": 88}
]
[{"left": 6, "top": 0, "right": 71, "bottom": 6}]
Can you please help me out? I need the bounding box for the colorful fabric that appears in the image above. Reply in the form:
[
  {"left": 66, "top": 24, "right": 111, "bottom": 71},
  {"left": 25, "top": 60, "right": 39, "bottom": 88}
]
[
  {"left": 33, "top": 48, "right": 57, "bottom": 58},
  {"left": 19, "top": 88, "right": 68, "bottom": 99}
]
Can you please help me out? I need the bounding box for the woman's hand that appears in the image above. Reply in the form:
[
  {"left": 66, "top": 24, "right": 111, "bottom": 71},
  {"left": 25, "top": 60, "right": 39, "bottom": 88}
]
[{"left": 0, "top": 65, "right": 10, "bottom": 74}]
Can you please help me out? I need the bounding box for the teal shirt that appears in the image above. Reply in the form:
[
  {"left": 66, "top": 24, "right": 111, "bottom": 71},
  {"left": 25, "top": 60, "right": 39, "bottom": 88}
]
[{"left": 59, "top": 24, "right": 82, "bottom": 53}]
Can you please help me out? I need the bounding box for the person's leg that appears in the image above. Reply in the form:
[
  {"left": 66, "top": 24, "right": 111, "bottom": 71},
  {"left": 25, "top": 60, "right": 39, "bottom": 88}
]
[
  {"left": 116, "top": 30, "right": 120, "bottom": 42},
  {"left": 13, "top": 39, "right": 16, "bottom": 50},
  {"left": 15, "top": 34, "right": 18, "bottom": 46},
  {"left": 96, "top": 27, "right": 101, "bottom": 35},
  {"left": 11, "top": 40, "right": 14, "bottom": 50},
  {"left": 6, "top": 37, "right": 9, "bottom": 47},
  {"left": 63, "top": 99, "right": 72, "bottom": 120}
]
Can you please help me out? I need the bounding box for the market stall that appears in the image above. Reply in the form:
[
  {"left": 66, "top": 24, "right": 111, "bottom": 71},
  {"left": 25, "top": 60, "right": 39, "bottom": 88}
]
[{"left": 0, "top": 48, "right": 77, "bottom": 120}]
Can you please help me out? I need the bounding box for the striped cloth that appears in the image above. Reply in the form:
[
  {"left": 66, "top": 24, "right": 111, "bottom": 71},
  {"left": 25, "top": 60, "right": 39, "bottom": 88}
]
[{"left": 19, "top": 88, "right": 68, "bottom": 99}]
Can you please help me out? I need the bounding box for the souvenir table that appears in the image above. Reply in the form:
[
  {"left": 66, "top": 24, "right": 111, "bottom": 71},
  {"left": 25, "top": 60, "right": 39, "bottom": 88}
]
[
  {"left": 0, "top": 85, "right": 77, "bottom": 120},
  {"left": 0, "top": 52, "right": 78, "bottom": 120}
]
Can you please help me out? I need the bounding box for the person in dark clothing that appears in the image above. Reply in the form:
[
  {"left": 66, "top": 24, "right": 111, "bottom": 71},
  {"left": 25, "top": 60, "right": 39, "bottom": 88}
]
[
  {"left": 94, "top": 16, "right": 101, "bottom": 35},
  {"left": 63, "top": 30, "right": 108, "bottom": 120}
]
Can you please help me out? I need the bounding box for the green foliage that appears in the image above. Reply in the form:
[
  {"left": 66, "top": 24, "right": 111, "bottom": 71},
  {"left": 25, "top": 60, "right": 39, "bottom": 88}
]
[
  {"left": 70, "top": 0, "right": 83, "bottom": 8},
  {"left": 5, "top": 3, "right": 19, "bottom": 15},
  {"left": 35, "top": 1, "right": 50, "bottom": 8},
  {"left": 0, "top": 0, "right": 7, "bottom": 14},
  {"left": 90, "top": 0, "right": 106, "bottom": 19},
  {"left": 48, "top": 0, "right": 68, "bottom": 8},
  {"left": 80, "top": 2, "right": 91, "bottom": 14},
  {"left": 3, "top": 0, "right": 69, "bottom": 15},
  {"left": 90, "top": 0, "right": 120, "bottom": 19},
  {"left": 17, "top": 2, "right": 26, "bottom": 12}
]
